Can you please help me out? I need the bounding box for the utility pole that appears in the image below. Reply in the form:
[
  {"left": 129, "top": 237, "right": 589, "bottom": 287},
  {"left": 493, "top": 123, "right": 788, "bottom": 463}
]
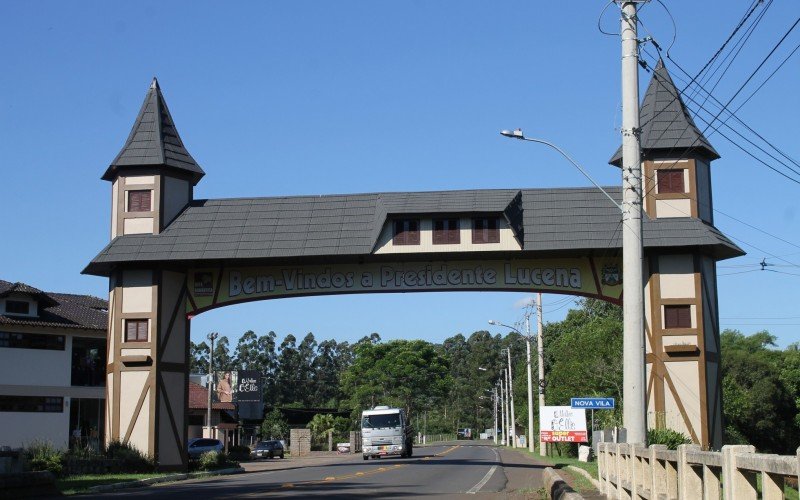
[
  {"left": 525, "top": 311, "right": 534, "bottom": 453},
  {"left": 536, "top": 293, "right": 546, "bottom": 456},
  {"left": 206, "top": 332, "right": 219, "bottom": 438},
  {"left": 500, "top": 377, "right": 507, "bottom": 446},
  {"left": 620, "top": 0, "right": 646, "bottom": 444},
  {"left": 507, "top": 348, "right": 516, "bottom": 448},
  {"left": 493, "top": 386, "right": 498, "bottom": 445}
]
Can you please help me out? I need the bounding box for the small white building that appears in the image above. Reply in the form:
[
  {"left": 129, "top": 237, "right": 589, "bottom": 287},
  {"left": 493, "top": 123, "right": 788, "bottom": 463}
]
[{"left": 0, "top": 280, "right": 107, "bottom": 450}]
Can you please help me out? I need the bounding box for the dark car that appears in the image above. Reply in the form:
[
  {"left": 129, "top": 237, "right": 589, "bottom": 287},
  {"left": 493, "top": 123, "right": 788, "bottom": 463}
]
[
  {"left": 187, "top": 438, "right": 223, "bottom": 459},
  {"left": 251, "top": 440, "right": 285, "bottom": 459}
]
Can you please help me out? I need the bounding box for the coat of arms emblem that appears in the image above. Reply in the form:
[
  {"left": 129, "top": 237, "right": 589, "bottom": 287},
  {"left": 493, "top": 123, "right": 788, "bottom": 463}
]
[{"left": 601, "top": 265, "right": 621, "bottom": 286}]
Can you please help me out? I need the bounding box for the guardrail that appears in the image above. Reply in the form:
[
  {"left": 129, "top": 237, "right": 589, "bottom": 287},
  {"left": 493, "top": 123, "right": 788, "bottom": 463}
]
[
  {"left": 597, "top": 442, "right": 799, "bottom": 499},
  {"left": 420, "top": 434, "right": 456, "bottom": 444}
]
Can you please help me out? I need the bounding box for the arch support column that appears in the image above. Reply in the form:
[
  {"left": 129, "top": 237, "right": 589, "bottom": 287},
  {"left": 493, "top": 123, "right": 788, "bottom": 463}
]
[
  {"left": 106, "top": 269, "right": 190, "bottom": 471},
  {"left": 645, "top": 253, "right": 723, "bottom": 449}
]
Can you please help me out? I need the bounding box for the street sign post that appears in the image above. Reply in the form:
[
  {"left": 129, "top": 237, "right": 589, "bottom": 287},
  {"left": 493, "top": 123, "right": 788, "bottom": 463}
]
[{"left": 571, "top": 398, "right": 615, "bottom": 431}]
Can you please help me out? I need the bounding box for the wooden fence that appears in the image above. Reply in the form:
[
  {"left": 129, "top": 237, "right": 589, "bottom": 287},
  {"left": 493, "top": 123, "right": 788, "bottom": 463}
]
[{"left": 597, "top": 442, "right": 799, "bottom": 499}]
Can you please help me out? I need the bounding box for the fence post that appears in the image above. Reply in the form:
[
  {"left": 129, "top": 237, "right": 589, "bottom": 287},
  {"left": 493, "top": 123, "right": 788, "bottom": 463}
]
[
  {"left": 649, "top": 444, "right": 667, "bottom": 499},
  {"left": 722, "top": 445, "right": 756, "bottom": 500},
  {"left": 678, "top": 444, "right": 702, "bottom": 499}
]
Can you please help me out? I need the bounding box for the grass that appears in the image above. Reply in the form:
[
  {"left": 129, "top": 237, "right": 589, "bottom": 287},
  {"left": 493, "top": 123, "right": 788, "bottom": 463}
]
[
  {"left": 504, "top": 444, "right": 599, "bottom": 494},
  {"left": 56, "top": 473, "right": 171, "bottom": 495}
]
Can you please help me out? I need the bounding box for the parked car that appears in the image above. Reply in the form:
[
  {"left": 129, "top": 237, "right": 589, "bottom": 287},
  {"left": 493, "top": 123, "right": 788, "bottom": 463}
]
[
  {"left": 187, "top": 438, "right": 223, "bottom": 459},
  {"left": 251, "top": 440, "right": 285, "bottom": 459},
  {"left": 457, "top": 428, "right": 473, "bottom": 440}
]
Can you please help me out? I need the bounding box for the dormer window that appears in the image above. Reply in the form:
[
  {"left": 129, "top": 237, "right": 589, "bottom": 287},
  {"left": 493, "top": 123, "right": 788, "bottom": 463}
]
[
  {"left": 5, "top": 300, "right": 30, "bottom": 315},
  {"left": 127, "top": 190, "right": 152, "bottom": 212},
  {"left": 393, "top": 219, "right": 420, "bottom": 245},
  {"left": 472, "top": 217, "right": 499, "bottom": 244},
  {"left": 657, "top": 170, "right": 685, "bottom": 194},
  {"left": 433, "top": 219, "right": 460, "bottom": 245}
]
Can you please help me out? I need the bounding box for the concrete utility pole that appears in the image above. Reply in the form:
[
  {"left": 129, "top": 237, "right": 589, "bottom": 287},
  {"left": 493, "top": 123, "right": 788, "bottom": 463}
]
[
  {"left": 536, "top": 293, "right": 546, "bottom": 456},
  {"left": 507, "top": 348, "right": 516, "bottom": 448},
  {"left": 206, "top": 332, "right": 219, "bottom": 438},
  {"left": 500, "top": 378, "right": 507, "bottom": 446},
  {"left": 620, "top": 0, "right": 647, "bottom": 444},
  {"left": 493, "top": 386, "right": 498, "bottom": 445},
  {"left": 525, "top": 312, "right": 535, "bottom": 453}
]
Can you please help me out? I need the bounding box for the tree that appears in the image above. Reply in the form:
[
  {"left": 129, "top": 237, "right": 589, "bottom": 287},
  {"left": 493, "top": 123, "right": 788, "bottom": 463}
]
[
  {"left": 307, "top": 413, "right": 336, "bottom": 451},
  {"left": 340, "top": 339, "right": 450, "bottom": 425},
  {"left": 190, "top": 341, "right": 209, "bottom": 374},
  {"left": 211, "top": 335, "right": 235, "bottom": 372},
  {"left": 261, "top": 408, "right": 289, "bottom": 440}
]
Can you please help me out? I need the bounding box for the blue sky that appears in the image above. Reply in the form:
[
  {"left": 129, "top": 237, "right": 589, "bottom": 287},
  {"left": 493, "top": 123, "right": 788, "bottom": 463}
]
[{"left": 2, "top": 1, "right": 798, "bottom": 348}]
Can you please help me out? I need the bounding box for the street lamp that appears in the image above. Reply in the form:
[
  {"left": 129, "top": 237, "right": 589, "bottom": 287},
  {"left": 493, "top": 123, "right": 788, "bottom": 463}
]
[
  {"left": 492, "top": 317, "right": 534, "bottom": 453},
  {"left": 500, "top": 128, "right": 647, "bottom": 443},
  {"left": 499, "top": 347, "right": 516, "bottom": 448},
  {"left": 485, "top": 389, "right": 498, "bottom": 445}
]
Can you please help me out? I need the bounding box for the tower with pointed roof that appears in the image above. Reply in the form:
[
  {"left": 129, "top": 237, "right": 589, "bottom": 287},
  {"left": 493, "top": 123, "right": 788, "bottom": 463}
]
[
  {"left": 106, "top": 78, "right": 204, "bottom": 238},
  {"left": 611, "top": 60, "right": 724, "bottom": 449},
  {"left": 101, "top": 79, "right": 197, "bottom": 470}
]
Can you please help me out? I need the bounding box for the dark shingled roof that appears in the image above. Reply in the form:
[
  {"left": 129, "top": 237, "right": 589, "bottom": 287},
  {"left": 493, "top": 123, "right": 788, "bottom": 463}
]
[
  {"left": 609, "top": 59, "right": 719, "bottom": 166},
  {"left": 0, "top": 280, "right": 107, "bottom": 330},
  {"left": 102, "top": 78, "right": 204, "bottom": 184},
  {"left": 83, "top": 187, "right": 743, "bottom": 276}
]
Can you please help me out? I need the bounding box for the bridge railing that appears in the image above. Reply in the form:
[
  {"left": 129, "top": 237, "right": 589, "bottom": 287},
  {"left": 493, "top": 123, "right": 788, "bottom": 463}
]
[{"left": 597, "top": 442, "right": 799, "bottom": 499}]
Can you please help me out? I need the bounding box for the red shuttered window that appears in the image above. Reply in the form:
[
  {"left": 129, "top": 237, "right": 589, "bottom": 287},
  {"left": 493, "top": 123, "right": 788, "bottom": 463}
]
[
  {"left": 393, "top": 219, "right": 420, "bottom": 245},
  {"left": 127, "top": 190, "right": 152, "bottom": 212},
  {"left": 657, "top": 170, "right": 685, "bottom": 194},
  {"left": 472, "top": 218, "right": 499, "bottom": 244},
  {"left": 433, "top": 219, "right": 460, "bottom": 245},
  {"left": 664, "top": 305, "right": 691, "bottom": 329},
  {"left": 125, "top": 319, "right": 149, "bottom": 342}
]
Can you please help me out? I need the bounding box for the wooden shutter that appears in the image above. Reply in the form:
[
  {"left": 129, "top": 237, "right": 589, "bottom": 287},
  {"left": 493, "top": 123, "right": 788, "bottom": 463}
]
[
  {"left": 664, "top": 305, "right": 691, "bottom": 328},
  {"left": 433, "top": 219, "right": 460, "bottom": 245},
  {"left": 472, "top": 218, "right": 499, "bottom": 244},
  {"left": 127, "top": 190, "right": 152, "bottom": 212},
  {"left": 393, "top": 219, "right": 420, "bottom": 245},
  {"left": 657, "top": 170, "right": 684, "bottom": 194}
]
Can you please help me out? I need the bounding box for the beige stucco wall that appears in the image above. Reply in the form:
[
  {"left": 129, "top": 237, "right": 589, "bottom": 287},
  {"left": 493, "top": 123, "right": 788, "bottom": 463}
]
[
  {"left": 121, "top": 270, "right": 154, "bottom": 314},
  {"left": 159, "top": 271, "right": 187, "bottom": 364},
  {"left": 695, "top": 159, "right": 713, "bottom": 223},
  {"left": 158, "top": 371, "right": 186, "bottom": 466},
  {"left": 118, "top": 371, "right": 149, "bottom": 437},
  {"left": 128, "top": 389, "right": 151, "bottom": 455},
  {"left": 374, "top": 217, "right": 521, "bottom": 254},
  {"left": 111, "top": 179, "right": 119, "bottom": 238},
  {"left": 125, "top": 175, "right": 156, "bottom": 186},
  {"left": 655, "top": 198, "right": 692, "bottom": 218},
  {"left": 664, "top": 361, "right": 701, "bottom": 439},
  {"left": 658, "top": 254, "right": 695, "bottom": 299},
  {"left": 123, "top": 217, "right": 154, "bottom": 235},
  {"left": 662, "top": 335, "right": 698, "bottom": 347},
  {"left": 121, "top": 348, "right": 151, "bottom": 357}
]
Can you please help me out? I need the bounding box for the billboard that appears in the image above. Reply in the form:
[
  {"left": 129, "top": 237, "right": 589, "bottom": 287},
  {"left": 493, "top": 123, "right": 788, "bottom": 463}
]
[
  {"left": 235, "top": 370, "right": 263, "bottom": 420},
  {"left": 539, "top": 406, "right": 588, "bottom": 443},
  {"left": 212, "top": 371, "right": 264, "bottom": 420}
]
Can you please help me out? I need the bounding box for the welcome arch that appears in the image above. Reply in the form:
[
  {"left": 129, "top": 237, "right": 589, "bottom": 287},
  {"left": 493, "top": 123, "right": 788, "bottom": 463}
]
[{"left": 85, "top": 70, "right": 742, "bottom": 470}]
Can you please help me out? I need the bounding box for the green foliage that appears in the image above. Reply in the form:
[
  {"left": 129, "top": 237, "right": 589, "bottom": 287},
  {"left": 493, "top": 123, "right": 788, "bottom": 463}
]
[
  {"left": 647, "top": 428, "right": 691, "bottom": 449},
  {"left": 307, "top": 413, "right": 336, "bottom": 440},
  {"left": 190, "top": 341, "right": 209, "bottom": 374},
  {"left": 197, "top": 450, "right": 226, "bottom": 470},
  {"left": 261, "top": 408, "right": 289, "bottom": 440},
  {"left": 104, "top": 440, "right": 155, "bottom": 472},
  {"left": 24, "top": 440, "right": 64, "bottom": 475},
  {"left": 721, "top": 330, "right": 799, "bottom": 454},
  {"left": 340, "top": 339, "right": 450, "bottom": 423}
]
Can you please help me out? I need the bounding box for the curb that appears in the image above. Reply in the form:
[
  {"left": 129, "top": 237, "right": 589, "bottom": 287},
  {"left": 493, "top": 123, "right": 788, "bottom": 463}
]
[
  {"left": 542, "top": 467, "right": 584, "bottom": 500},
  {"left": 565, "top": 465, "right": 602, "bottom": 491},
  {"left": 86, "top": 467, "right": 244, "bottom": 493}
]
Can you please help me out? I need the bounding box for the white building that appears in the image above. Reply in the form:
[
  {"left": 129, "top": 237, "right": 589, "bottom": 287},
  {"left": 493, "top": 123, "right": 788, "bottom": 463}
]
[{"left": 0, "top": 280, "right": 107, "bottom": 450}]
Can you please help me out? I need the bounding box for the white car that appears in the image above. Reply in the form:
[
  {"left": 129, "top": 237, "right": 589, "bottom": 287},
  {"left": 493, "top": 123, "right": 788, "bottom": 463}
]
[{"left": 187, "top": 438, "right": 223, "bottom": 459}]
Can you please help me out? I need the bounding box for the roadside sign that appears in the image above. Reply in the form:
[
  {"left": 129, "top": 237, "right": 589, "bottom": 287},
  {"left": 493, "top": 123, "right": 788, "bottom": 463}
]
[
  {"left": 570, "top": 397, "right": 615, "bottom": 409},
  {"left": 539, "top": 406, "right": 588, "bottom": 443}
]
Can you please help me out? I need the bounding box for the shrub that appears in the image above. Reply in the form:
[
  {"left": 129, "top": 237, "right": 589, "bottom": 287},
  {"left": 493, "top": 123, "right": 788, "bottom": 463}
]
[
  {"left": 24, "top": 440, "right": 64, "bottom": 475},
  {"left": 104, "top": 440, "right": 155, "bottom": 472},
  {"left": 647, "top": 428, "right": 692, "bottom": 449},
  {"left": 196, "top": 450, "right": 237, "bottom": 471}
]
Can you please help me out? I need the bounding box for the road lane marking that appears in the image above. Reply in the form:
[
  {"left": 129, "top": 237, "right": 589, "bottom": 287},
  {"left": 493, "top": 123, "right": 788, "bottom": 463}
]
[{"left": 466, "top": 447, "right": 500, "bottom": 494}]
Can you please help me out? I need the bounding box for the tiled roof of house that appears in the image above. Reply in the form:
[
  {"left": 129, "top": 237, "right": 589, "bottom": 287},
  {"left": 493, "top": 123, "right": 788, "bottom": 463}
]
[
  {"left": 188, "top": 381, "right": 236, "bottom": 410},
  {"left": 102, "top": 78, "right": 204, "bottom": 184},
  {"left": 83, "top": 186, "right": 743, "bottom": 276},
  {"left": 0, "top": 280, "right": 107, "bottom": 330},
  {"left": 609, "top": 59, "right": 719, "bottom": 166}
]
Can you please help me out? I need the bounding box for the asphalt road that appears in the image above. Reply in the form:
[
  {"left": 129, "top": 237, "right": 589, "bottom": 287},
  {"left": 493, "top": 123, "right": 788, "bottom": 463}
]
[{"left": 88, "top": 443, "right": 549, "bottom": 499}]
